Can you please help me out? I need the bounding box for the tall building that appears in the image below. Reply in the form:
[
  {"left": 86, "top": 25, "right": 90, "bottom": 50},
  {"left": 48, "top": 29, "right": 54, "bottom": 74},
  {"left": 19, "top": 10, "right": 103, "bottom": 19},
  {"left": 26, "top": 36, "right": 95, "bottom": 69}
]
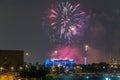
[{"left": 0, "top": 50, "right": 24, "bottom": 70}]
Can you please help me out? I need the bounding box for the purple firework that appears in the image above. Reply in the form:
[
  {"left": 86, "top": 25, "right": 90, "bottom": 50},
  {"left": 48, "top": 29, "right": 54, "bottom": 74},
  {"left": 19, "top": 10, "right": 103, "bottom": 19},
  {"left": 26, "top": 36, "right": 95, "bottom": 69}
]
[{"left": 48, "top": 1, "right": 86, "bottom": 43}]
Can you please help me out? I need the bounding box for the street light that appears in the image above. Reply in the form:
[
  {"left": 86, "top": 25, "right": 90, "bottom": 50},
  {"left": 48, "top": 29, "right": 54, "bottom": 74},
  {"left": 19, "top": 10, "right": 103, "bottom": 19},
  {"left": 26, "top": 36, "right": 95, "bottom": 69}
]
[
  {"left": 58, "top": 62, "right": 61, "bottom": 74},
  {"left": 53, "top": 50, "right": 58, "bottom": 59},
  {"left": 85, "top": 45, "right": 88, "bottom": 51},
  {"left": 25, "top": 53, "right": 29, "bottom": 56},
  {"left": 84, "top": 45, "right": 88, "bottom": 65},
  {"left": 0, "top": 67, "right": 4, "bottom": 71},
  {"left": 10, "top": 66, "right": 14, "bottom": 71},
  {"left": 25, "top": 52, "right": 31, "bottom": 64}
]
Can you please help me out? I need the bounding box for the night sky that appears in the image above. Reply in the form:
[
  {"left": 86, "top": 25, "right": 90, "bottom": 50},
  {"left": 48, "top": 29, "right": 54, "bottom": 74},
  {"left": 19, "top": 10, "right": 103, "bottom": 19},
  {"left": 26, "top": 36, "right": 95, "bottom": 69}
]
[{"left": 0, "top": 0, "right": 120, "bottom": 64}]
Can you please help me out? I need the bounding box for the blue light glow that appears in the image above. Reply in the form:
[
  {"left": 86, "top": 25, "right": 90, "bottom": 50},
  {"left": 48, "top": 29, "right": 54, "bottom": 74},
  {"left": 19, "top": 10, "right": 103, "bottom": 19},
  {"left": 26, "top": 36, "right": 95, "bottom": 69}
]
[{"left": 44, "top": 59, "right": 76, "bottom": 70}]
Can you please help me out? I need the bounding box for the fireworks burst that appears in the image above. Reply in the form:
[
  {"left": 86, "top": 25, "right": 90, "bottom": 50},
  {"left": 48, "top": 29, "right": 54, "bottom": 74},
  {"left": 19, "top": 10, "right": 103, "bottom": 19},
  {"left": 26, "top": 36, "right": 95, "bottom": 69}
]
[
  {"left": 47, "top": 1, "right": 86, "bottom": 43},
  {"left": 49, "top": 45, "right": 84, "bottom": 64}
]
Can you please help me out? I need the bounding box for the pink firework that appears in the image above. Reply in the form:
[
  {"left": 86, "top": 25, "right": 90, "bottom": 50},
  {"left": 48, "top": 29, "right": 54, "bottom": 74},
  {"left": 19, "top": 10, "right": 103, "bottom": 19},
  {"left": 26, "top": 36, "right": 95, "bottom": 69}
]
[
  {"left": 48, "top": 1, "right": 86, "bottom": 43},
  {"left": 50, "top": 45, "right": 84, "bottom": 64}
]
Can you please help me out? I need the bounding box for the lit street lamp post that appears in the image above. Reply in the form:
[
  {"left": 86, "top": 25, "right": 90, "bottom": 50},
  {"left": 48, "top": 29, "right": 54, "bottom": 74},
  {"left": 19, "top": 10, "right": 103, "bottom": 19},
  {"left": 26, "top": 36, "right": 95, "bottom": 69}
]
[
  {"left": 84, "top": 45, "right": 88, "bottom": 65},
  {"left": 58, "top": 63, "right": 61, "bottom": 74},
  {"left": 25, "top": 52, "right": 31, "bottom": 64}
]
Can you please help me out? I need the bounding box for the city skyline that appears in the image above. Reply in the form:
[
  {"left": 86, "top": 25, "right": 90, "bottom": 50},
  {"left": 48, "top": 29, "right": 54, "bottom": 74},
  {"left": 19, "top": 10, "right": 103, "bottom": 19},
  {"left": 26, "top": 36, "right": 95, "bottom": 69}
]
[{"left": 0, "top": 0, "right": 120, "bottom": 64}]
